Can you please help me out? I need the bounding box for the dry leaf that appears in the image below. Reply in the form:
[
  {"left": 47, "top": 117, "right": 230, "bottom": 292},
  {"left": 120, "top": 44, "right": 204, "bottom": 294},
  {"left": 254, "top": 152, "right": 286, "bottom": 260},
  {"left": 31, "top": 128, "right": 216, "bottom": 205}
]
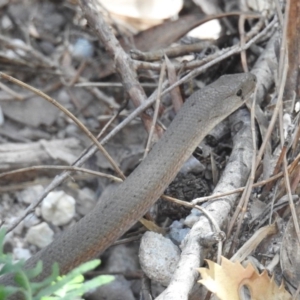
[
  {"left": 198, "top": 256, "right": 292, "bottom": 300},
  {"left": 99, "top": 0, "right": 183, "bottom": 30}
]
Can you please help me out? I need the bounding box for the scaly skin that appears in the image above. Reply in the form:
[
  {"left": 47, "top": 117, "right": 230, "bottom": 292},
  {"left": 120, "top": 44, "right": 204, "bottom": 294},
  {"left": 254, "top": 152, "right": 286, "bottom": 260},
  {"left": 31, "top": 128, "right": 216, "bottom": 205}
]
[{"left": 0, "top": 73, "right": 256, "bottom": 298}]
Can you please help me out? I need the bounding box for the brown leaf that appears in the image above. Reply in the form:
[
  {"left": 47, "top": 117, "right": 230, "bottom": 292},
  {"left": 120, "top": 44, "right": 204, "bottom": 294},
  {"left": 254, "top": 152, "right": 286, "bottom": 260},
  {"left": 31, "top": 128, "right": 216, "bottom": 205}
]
[{"left": 198, "top": 256, "right": 292, "bottom": 300}]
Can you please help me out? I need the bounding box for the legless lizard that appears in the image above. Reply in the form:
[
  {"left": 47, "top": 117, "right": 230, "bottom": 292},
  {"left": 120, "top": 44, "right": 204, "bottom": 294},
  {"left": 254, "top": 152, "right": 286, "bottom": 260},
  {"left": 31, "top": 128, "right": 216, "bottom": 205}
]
[{"left": 0, "top": 73, "right": 256, "bottom": 295}]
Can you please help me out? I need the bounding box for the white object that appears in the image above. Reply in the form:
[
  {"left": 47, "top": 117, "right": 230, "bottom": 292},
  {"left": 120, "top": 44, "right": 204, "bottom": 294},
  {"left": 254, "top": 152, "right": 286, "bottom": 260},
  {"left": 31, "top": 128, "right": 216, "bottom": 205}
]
[
  {"left": 71, "top": 38, "right": 94, "bottom": 58},
  {"left": 17, "top": 185, "right": 44, "bottom": 204},
  {"left": 139, "top": 232, "right": 180, "bottom": 286},
  {"left": 100, "top": 0, "right": 183, "bottom": 20},
  {"left": 41, "top": 191, "right": 76, "bottom": 226},
  {"left": 26, "top": 222, "right": 54, "bottom": 248},
  {"left": 13, "top": 247, "right": 31, "bottom": 260},
  {"left": 188, "top": 20, "right": 221, "bottom": 40}
]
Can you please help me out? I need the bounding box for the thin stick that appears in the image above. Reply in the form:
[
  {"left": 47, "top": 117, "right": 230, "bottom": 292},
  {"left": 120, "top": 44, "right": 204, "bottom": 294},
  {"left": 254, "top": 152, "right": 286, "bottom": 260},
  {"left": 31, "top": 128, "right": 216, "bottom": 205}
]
[
  {"left": 191, "top": 165, "right": 292, "bottom": 203},
  {"left": 0, "top": 72, "right": 125, "bottom": 180},
  {"left": 279, "top": 59, "right": 300, "bottom": 244},
  {"left": 76, "top": 82, "right": 158, "bottom": 88},
  {"left": 227, "top": 86, "right": 258, "bottom": 253},
  {"left": 0, "top": 165, "right": 123, "bottom": 182},
  {"left": 144, "top": 61, "right": 166, "bottom": 158},
  {"left": 162, "top": 195, "right": 222, "bottom": 235}
]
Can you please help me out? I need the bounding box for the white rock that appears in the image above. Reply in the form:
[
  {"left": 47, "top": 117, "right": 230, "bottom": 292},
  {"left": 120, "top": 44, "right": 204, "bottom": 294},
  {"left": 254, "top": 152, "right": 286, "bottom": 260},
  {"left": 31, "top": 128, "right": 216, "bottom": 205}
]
[
  {"left": 26, "top": 222, "right": 54, "bottom": 248},
  {"left": 13, "top": 247, "right": 31, "bottom": 260},
  {"left": 6, "top": 39, "right": 26, "bottom": 58},
  {"left": 71, "top": 38, "right": 94, "bottom": 58},
  {"left": 17, "top": 185, "right": 44, "bottom": 204},
  {"left": 1, "top": 15, "right": 12, "bottom": 30},
  {"left": 139, "top": 232, "right": 180, "bottom": 286},
  {"left": 179, "top": 156, "right": 204, "bottom": 175},
  {"left": 168, "top": 226, "right": 190, "bottom": 245},
  {"left": 295, "top": 101, "right": 300, "bottom": 113},
  {"left": 41, "top": 191, "right": 75, "bottom": 226}
]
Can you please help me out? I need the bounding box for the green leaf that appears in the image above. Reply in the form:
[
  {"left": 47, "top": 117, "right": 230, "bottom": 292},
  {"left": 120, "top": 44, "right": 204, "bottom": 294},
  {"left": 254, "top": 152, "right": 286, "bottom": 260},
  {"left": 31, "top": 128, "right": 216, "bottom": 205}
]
[
  {"left": 0, "top": 259, "right": 25, "bottom": 276},
  {"left": 52, "top": 275, "right": 84, "bottom": 297},
  {"left": 14, "top": 271, "right": 31, "bottom": 290},
  {"left": 26, "top": 261, "right": 43, "bottom": 280},
  {"left": 40, "top": 275, "right": 114, "bottom": 300},
  {"left": 0, "top": 285, "right": 21, "bottom": 298},
  {"left": 61, "top": 275, "right": 114, "bottom": 299},
  {"left": 30, "top": 263, "right": 60, "bottom": 293},
  {"left": 35, "top": 260, "right": 101, "bottom": 299},
  {"left": 0, "top": 229, "right": 113, "bottom": 300}
]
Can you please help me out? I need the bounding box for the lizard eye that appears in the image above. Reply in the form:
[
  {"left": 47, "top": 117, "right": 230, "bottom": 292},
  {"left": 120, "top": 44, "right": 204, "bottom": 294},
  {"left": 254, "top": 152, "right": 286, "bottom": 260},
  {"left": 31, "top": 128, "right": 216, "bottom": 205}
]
[{"left": 236, "top": 89, "right": 242, "bottom": 97}]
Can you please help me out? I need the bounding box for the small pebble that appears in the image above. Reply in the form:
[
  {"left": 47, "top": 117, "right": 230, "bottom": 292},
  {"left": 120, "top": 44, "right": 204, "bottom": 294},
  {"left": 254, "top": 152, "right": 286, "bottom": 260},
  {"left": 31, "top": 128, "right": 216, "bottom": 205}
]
[
  {"left": 17, "top": 185, "right": 44, "bottom": 204},
  {"left": 26, "top": 222, "right": 54, "bottom": 248},
  {"left": 41, "top": 191, "right": 75, "bottom": 226},
  {"left": 139, "top": 232, "right": 180, "bottom": 286},
  {"left": 71, "top": 38, "right": 94, "bottom": 58},
  {"left": 13, "top": 247, "right": 31, "bottom": 260},
  {"left": 168, "top": 221, "right": 190, "bottom": 245}
]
